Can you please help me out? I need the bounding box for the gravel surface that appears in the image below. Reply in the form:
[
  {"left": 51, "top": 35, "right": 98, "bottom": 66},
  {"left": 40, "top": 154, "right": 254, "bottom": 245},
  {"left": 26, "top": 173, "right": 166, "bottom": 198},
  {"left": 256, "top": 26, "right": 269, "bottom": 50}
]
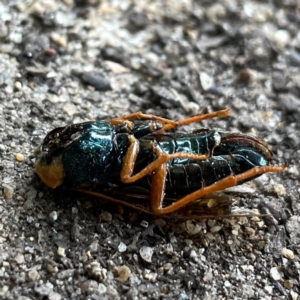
[{"left": 0, "top": 0, "right": 299, "bottom": 299}]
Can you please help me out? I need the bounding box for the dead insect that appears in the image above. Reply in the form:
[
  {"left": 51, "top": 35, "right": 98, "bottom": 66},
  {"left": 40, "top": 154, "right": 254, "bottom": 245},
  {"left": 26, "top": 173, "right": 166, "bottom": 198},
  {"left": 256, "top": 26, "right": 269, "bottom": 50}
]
[{"left": 34, "top": 109, "right": 286, "bottom": 217}]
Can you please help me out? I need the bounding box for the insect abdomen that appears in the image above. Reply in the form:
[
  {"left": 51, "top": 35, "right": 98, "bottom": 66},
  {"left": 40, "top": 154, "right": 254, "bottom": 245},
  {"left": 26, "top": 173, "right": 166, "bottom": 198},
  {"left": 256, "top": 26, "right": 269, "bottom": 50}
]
[
  {"left": 166, "top": 153, "right": 266, "bottom": 194},
  {"left": 157, "top": 130, "right": 220, "bottom": 162}
]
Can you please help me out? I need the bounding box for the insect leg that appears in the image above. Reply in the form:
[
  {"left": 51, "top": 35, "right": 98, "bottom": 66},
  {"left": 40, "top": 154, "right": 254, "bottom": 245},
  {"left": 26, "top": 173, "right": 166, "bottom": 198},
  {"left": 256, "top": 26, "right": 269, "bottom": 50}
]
[
  {"left": 109, "top": 111, "right": 177, "bottom": 126},
  {"left": 109, "top": 109, "right": 230, "bottom": 130},
  {"left": 160, "top": 109, "right": 230, "bottom": 131},
  {"left": 152, "top": 175, "right": 238, "bottom": 214},
  {"left": 120, "top": 136, "right": 210, "bottom": 184},
  {"left": 120, "top": 135, "right": 213, "bottom": 213},
  {"left": 234, "top": 164, "right": 287, "bottom": 182},
  {"left": 153, "top": 163, "right": 286, "bottom": 215}
]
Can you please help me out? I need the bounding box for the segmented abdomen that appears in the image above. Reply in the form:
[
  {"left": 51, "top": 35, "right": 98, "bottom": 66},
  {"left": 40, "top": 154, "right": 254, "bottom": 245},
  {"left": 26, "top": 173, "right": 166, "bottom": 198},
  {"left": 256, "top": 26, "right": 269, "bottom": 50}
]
[
  {"left": 157, "top": 130, "right": 220, "bottom": 161},
  {"left": 166, "top": 155, "right": 255, "bottom": 194},
  {"left": 135, "top": 129, "right": 270, "bottom": 195}
]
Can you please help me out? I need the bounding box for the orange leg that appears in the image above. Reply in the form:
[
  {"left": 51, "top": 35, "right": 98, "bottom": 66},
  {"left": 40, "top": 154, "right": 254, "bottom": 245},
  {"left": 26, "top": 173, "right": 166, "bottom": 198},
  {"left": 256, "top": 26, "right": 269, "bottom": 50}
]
[
  {"left": 160, "top": 109, "right": 230, "bottom": 131},
  {"left": 152, "top": 164, "right": 286, "bottom": 215},
  {"left": 77, "top": 163, "right": 285, "bottom": 216},
  {"left": 109, "top": 111, "right": 177, "bottom": 126},
  {"left": 119, "top": 135, "right": 211, "bottom": 213},
  {"left": 109, "top": 109, "right": 230, "bottom": 131},
  {"left": 120, "top": 134, "right": 286, "bottom": 214},
  {"left": 120, "top": 135, "right": 210, "bottom": 184}
]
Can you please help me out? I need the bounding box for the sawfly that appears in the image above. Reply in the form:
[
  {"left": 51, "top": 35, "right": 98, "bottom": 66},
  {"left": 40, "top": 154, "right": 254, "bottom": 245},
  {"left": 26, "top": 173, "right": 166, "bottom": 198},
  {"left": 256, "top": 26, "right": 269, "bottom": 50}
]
[{"left": 34, "top": 109, "right": 286, "bottom": 218}]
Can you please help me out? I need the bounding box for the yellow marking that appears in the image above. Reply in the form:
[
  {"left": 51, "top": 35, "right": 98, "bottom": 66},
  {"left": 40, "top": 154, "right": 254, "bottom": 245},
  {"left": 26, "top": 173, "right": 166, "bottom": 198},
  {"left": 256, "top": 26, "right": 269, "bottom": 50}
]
[{"left": 35, "top": 154, "right": 65, "bottom": 189}]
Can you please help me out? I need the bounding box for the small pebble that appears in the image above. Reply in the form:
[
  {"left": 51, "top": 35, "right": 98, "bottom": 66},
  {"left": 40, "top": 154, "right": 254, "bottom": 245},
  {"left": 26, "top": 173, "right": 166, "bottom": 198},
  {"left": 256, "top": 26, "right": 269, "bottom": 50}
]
[
  {"left": 139, "top": 246, "right": 153, "bottom": 263},
  {"left": 48, "top": 291, "right": 62, "bottom": 300},
  {"left": 231, "top": 230, "right": 239, "bottom": 236},
  {"left": 72, "top": 207, "right": 78, "bottom": 214},
  {"left": 128, "top": 11, "right": 149, "bottom": 30},
  {"left": 105, "top": 61, "right": 129, "bottom": 74},
  {"left": 162, "top": 263, "right": 172, "bottom": 271},
  {"left": 14, "top": 81, "right": 22, "bottom": 91},
  {"left": 272, "top": 30, "right": 291, "bottom": 50},
  {"left": 47, "top": 263, "right": 58, "bottom": 273},
  {"left": 270, "top": 267, "right": 281, "bottom": 281},
  {"left": 185, "top": 220, "right": 202, "bottom": 235},
  {"left": 3, "top": 184, "right": 14, "bottom": 199},
  {"left": 23, "top": 199, "right": 34, "bottom": 211},
  {"left": 199, "top": 72, "right": 214, "bottom": 91},
  {"left": 28, "top": 269, "right": 39, "bottom": 281},
  {"left": 15, "top": 254, "right": 25, "bottom": 264},
  {"left": 190, "top": 250, "right": 197, "bottom": 259},
  {"left": 140, "top": 220, "right": 148, "bottom": 228},
  {"left": 118, "top": 242, "right": 127, "bottom": 253},
  {"left": 44, "top": 48, "right": 57, "bottom": 57},
  {"left": 57, "top": 247, "right": 65, "bottom": 257},
  {"left": 80, "top": 280, "right": 99, "bottom": 295},
  {"left": 241, "top": 265, "right": 254, "bottom": 272},
  {"left": 81, "top": 72, "right": 111, "bottom": 92},
  {"left": 98, "top": 283, "right": 107, "bottom": 294},
  {"left": 272, "top": 184, "right": 286, "bottom": 197},
  {"left": 155, "top": 219, "right": 167, "bottom": 227},
  {"left": 224, "top": 280, "right": 231, "bottom": 287},
  {"left": 283, "top": 280, "right": 293, "bottom": 289},
  {"left": 210, "top": 225, "right": 222, "bottom": 233},
  {"left": 63, "top": 103, "right": 77, "bottom": 117},
  {"left": 290, "top": 290, "right": 299, "bottom": 300},
  {"left": 49, "top": 211, "right": 58, "bottom": 221},
  {"left": 99, "top": 211, "right": 112, "bottom": 222},
  {"left": 0, "top": 23, "right": 8, "bottom": 38},
  {"left": 237, "top": 68, "right": 256, "bottom": 85},
  {"left": 89, "top": 240, "right": 99, "bottom": 252},
  {"left": 34, "top": 283, "right": 54, "bottom": 297},
  {"left": 144, "top": 272, "right": 157, "bottom": 282},
  {"left": 117, "top": 265, "right": 131, "bottom": 283},
  {"left": 9, "top": 30, "right": 22, "bottom": 43},
  {"left": 50, "top": 33, "right": 67, "bottom": 47},
  {"left": 206, "top": 3, "right": 226, "bottom": 23},
  {"left": 203, "top": 269, "right": 213, "bottom": 282},
  {"left": 281, "top": 248, "right": 294, "bottom": 260},
  {"left": 0, "top": 285, "right": 9, "bottom": 297},
  {"left": 243, "top": 2, "right": 273, "bottom": 22},
  {"left": 264, "top": 285, "right": 273, "bottom": 294},
  {"left": 85, "top": 261, "right": 107, "bottom": 282},
  {"left": 207, "top": 219, "right": 216, "bottom": 227}
]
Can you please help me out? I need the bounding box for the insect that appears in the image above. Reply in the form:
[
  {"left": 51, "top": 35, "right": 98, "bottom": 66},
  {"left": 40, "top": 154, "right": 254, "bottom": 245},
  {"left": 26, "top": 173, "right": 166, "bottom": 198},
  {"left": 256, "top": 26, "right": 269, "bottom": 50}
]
[{"left": 34, "top": 109, "right": 286, "bottom": 217}]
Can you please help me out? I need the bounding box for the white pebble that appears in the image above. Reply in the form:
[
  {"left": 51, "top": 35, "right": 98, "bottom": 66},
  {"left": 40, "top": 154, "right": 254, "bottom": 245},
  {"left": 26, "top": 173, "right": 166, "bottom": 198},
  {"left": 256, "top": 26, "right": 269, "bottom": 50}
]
[
  {"left": 118, "top": 242, "right": 127, "bottom": 253},
  {"left": 210, "top": 225, "right": 222, "bottom": 233},
  {"left": 264, "top": 285, "right": 273, "bottom": 294},
  {"left": 186, "top": 220, "right": 202, "bottom": 235},
  {"left": 199, "top": 72, "right": 214, "bottom": 91},
  {"left": 224, "top": 280, "right": 231, "bottom": 287},
  {"left": 270, "top": 267, "right": 281, "bottom": 281},
  {"left": 49, "top": 211, "right": 58, "bottom": 221},
  {"left": 139, "top": 246, "right": 153, "bottom": 263},
  {"left": 273, "top": 30, "right": 291, "bottom": 50},
  {"left": 14, "top": 81, "right": 22, "bottom": 91},
  {"left": 291, "top": 290, "right": 299, "bottom": 300},
  {"left": 243, "top": 3, "right": 273, "bottom": 22},
  {"left": 281, "top": 248, "right": 294, "bottom": 260},
  {"left": 63, "top": 103, "right": 77, "bottom": 116},
  {"left": 9, "top": 30, "right": 22, "bottom": 43},
  {"left": 57, "top": 247, "right": 65, "bottom": 257}
]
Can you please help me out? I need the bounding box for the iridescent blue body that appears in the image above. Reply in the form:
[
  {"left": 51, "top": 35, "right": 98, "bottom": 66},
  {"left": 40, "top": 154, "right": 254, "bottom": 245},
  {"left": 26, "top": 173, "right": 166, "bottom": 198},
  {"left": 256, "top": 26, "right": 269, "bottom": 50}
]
[{"left": 35, "top": 119, "right": 271, "bottom": 194}]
